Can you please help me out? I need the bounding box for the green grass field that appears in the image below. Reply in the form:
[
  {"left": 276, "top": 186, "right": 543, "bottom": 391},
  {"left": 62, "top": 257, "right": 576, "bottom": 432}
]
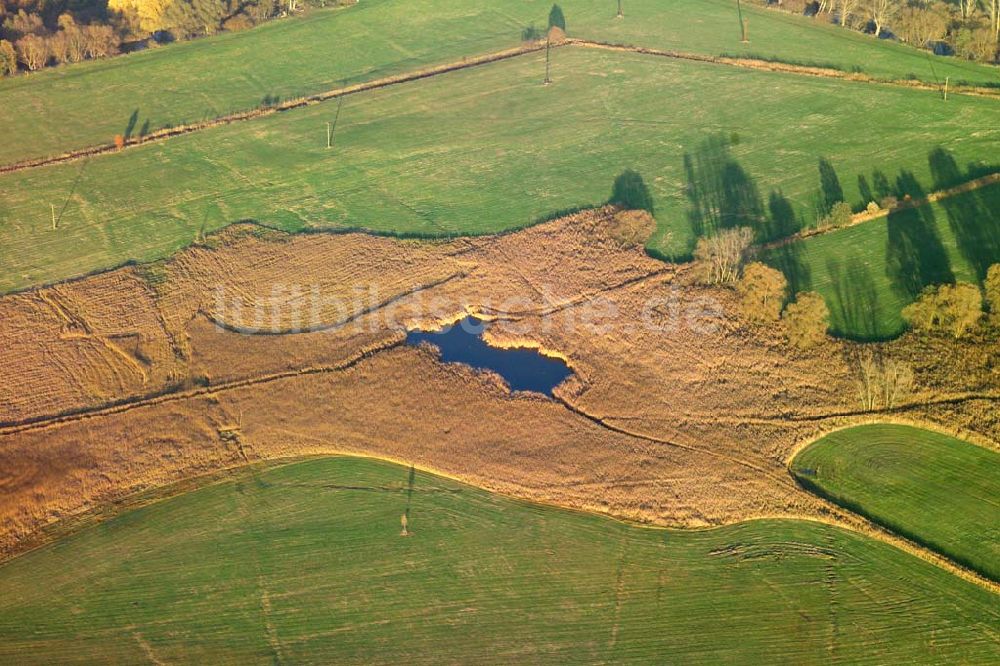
[
  {"left": 0, "top": 0, "right": 996, "bottom": 165},
  {"left": 2, "top": 47, "right": 998, "bottom": 294},
  {"left": 0, "top": 456, "right": 997, "bottom": 663},
  {"left": 765, "top": 182, "right": 1000, "bottom": 339},
  {"left": 791, "top": 424, "right": 1000, "bottom": 581}
]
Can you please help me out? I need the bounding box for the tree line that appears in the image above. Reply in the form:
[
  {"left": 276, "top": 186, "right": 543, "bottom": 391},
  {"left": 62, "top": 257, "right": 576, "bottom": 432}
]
[
  {"left": 756, "top": 0, "right": 999, "bottom": 65},
  {"left": 0, "top": 0, "right": 355, "bottom": 77}
]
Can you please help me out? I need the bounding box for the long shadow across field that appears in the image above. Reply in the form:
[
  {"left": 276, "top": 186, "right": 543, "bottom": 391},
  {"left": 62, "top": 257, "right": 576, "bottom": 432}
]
[
  {"left": 884, "top": 170, "right": 954, "bottom": 300},
  {"left": 929, "top": 148, "right": 1000, "bottom": 281}
]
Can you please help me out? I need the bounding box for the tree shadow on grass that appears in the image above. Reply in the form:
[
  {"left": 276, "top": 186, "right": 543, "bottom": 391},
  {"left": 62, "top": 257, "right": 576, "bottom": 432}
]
[
  {"left": 885, "top": 170, "right": 954, "bottom": 300},
  {"left": 124, "top": 109, "right": 139, "bottom": 140},
  {"left": 817, "top": 157, "right": 844, "bottom": 217},
  {"left": 610, "top": 169, "right": 654, "bottom": 213},
  {"left": 826, "top": 256, "right": 887, "bottom": 340},
  {"left": 766, "top": 239, "right": 812, "bottom": 296},
  {"left": 928, "top": 147, "right": 1000, "bottom": 281},
  {"left": 682, "top": 134, "right": 769, "bottom": 245}
]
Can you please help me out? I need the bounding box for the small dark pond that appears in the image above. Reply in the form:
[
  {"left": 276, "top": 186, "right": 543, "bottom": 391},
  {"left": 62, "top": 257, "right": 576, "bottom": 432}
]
[{"left": 405, "top": 316, "right": 572, "bottom": 397}]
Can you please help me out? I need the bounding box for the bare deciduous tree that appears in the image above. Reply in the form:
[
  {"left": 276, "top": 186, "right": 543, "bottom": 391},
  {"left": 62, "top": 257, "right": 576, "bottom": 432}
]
[
  {"left": 693, "top": 227, "right": 754, "bottom": 284},
  {"left": 853, "top": 349, "right": 914, "bottom": 411},
  {"left": 15, "top": 33, "right": 48, "bottom": 71},
  {"left": 837, "top": 0, "right": 863, "bottom": 29},
  {"left": 869, "top": 0, "right": 900, "bottom": 37}
]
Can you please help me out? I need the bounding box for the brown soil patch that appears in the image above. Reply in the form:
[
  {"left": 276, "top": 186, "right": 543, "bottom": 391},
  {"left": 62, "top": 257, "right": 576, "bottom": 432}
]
[{"left": 1, "top": 207, "right": 998, "bottom": 586}]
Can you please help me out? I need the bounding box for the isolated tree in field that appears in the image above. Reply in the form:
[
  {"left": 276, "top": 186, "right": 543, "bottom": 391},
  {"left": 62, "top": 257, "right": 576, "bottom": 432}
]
[
  {"left": 609, "top": 209, "right": 655, "bottom": 248},
  {"left": 114, "top": 134, "right": 126, "bottom": 150},
  {"left": 984, "top": 264, "right": 1000, "bottom": 324},
  {"left": 693, "top": 226, "right": 754, "bottom": 284},
  {"left": 0, "top": 40, "right": 16, "bottom": 77},
  {"left": 548, "top": 4, "right": 566, "bottom": 31},
  {"left": 902, "top": 282, "right": 983, "bottom": 338},
  {"left": 617, "top": 0, "right": 624, "bottom": 18},
  {"left": 782, "top": 291, "right": 829, "bottom": 348},
  {"left": 737, "top": 262, "right": 787, "bottom": 322}
]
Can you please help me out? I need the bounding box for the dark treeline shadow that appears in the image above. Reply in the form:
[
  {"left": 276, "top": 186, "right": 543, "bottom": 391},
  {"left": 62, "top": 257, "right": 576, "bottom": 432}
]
[
  {"left": 817, "top": 157, "right": 844, "bottom": 218},
  {"left": 609, "top": 169, "right": 654, "bottom": 213},
  {"left": 826, "top": 256, "right": 886, "bottom": 340},
  {"left": 767, "top": 239, "right": 811, "bottom": 295},
  {"left": 682, "top": 134, "right": 771, "bottom": 244},
  {"left": 929, "top": 147, "right": 1000, "bottom": 281},
  {"left": 124, "top": 109, "right": 139, "bottom": 140},
  {"left": 885, "top": 169, "right": 954, "bottom": 300}
]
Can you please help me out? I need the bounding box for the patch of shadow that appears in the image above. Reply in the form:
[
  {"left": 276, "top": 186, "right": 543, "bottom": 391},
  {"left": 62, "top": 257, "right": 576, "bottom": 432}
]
[
  {"left": 682, "top": 134, "right": 768, "bottom": 245},
  {"left": 885, "top": 170, "right": 954, "bottom": 300},
  {"left": 827, "top": 256, "right": 888, "bottom": 341},
  {"left": 609, "top": 169, "right": 654, "bottom": 213},
  {"left": 929, "top": 147, "right": 1000, "bottom": 281}
]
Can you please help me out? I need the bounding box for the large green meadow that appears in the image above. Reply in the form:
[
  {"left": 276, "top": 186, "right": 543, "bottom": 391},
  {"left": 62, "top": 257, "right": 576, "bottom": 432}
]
[
  {"left": 0, "top": 456, "right": 997, "bottom": 663},
  {"left": 791, "top": 424, "right": 1000, "bottom": 581},
  {"left": 2, "top": 47, "right": 997, "bottom": 296},
  {"left": 0, "top": 0, "right": 996, "bottom": 165}
]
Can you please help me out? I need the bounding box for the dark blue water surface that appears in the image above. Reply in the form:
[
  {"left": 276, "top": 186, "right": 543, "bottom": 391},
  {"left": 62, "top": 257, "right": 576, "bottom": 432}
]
[{"left": 405, "top": 317, "right": 572, "bottom": 396}]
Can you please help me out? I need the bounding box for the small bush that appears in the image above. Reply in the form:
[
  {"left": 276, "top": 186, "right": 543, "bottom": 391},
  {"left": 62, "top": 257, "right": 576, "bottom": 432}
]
[
  {"left": 818, "top": 201, "right": 852, "bottom": 229},
  {"left": 783, "top": 291, "right": 829, "bottom": 348}
]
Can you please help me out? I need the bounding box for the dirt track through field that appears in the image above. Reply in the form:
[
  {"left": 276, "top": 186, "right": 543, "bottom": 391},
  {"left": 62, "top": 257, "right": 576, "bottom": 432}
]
[
  {"left": 760, "top": 171, "right": 1000, "bottom": 251},
  {"left": 3, "top": 37, "right": 996, "bottom": 176}
]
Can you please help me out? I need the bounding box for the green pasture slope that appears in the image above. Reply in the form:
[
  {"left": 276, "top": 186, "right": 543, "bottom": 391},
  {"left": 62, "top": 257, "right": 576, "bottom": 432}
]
[
  {"left": 2, "top": 47, "right": 998, "bottom": 294},
  {"left": 791, "top": 424, "right": 1000, "bottom": 581},
  {"left": 0, "top": 457, "right": 997, "bottom": 663},
  {"left": 0, "top": 0, "right": 997, "bottom": 165},
  {"left": 765, "top": 182, "right": 1000, "bottom": 339}
]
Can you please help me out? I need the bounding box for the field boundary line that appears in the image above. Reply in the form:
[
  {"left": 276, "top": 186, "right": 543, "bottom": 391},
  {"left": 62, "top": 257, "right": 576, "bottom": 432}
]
[
  {"left": 0, "top": 334, "right": 406, "bottom": 437},
  {"left": 570, "top": 39, "right": 1000, "bottom": 99},
  {"left": 761, "top": 171, "right": 1000, "bottom": 250},
  {"left": 0, "top": 41, "right": 557, "bottom": 175},
  {"left": 4, "top": 37, "right": 996, "bottom": 176}
]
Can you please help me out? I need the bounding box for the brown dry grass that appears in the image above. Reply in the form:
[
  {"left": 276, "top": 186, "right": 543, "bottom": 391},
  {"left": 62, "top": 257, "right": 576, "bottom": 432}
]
[{"left": 1, "top": 207, "right": 998, "bottom": 575}]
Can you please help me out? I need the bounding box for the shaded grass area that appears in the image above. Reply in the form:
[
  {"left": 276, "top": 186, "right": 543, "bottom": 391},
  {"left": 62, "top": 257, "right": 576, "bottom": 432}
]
[
  {"left": 790, "top": 424, "right": 1000, "bottom": 582},
  {"left": 2, "top": 48, "right": 998, "bottom": 294},
  {"left": 1, "top": 0, "right": 997, "bottom": 165},
  {"left": 764, "top": 182, "right": 1000, "bottom": 339},
  {"left": 0, "top": 456, "right": 997, "bottom": 663}
]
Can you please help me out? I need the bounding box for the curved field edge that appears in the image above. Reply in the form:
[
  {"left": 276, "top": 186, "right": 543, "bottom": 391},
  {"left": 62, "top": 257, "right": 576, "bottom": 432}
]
[
  {"left": 790, "top": 424, "right": 1000, "bottom": 582},
  {"left": 1, "top": 0, "right": 997, "bottom": 167},
  {"left": 0, "top": 455, "right": 997, "bottom": 663}
]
